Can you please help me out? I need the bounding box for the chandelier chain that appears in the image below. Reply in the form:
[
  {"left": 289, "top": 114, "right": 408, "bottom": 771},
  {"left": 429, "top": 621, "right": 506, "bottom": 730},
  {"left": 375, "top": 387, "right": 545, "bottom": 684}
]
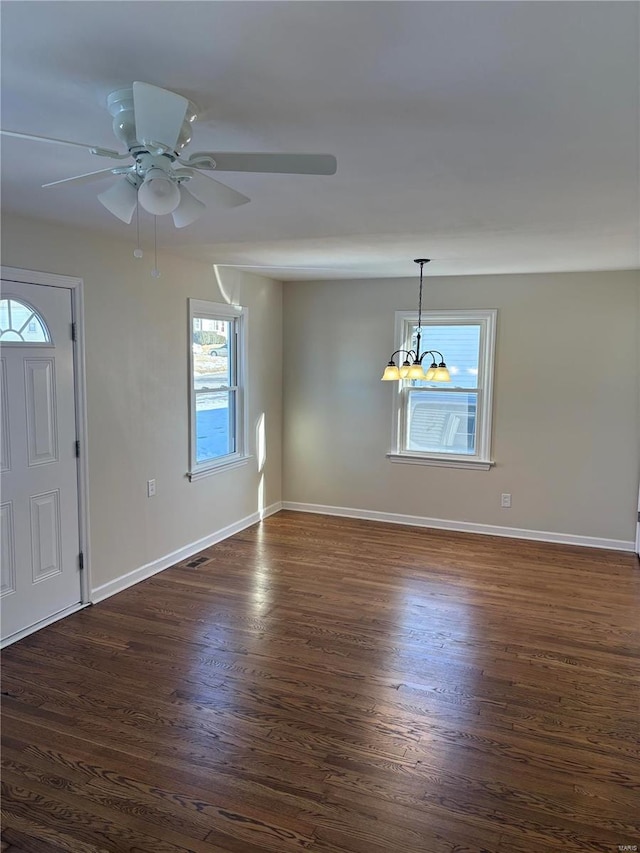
[{"left": 417, "top": 260, "right": 424, "bottom": 339}]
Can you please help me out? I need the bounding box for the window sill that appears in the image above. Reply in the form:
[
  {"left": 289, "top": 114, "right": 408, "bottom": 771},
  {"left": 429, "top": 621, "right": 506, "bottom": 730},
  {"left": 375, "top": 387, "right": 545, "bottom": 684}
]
[
  {"left": 386, "top": 452, "right": 494, "bottom": 471},
  {"left": 188, "top": 454, "right": 252, "bottom": 481}
]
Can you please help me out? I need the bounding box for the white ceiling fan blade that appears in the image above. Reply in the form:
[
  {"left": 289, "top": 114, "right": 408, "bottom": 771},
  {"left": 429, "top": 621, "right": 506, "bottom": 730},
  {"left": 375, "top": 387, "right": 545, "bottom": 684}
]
[
  {"left": 172, "top": 185, "right": 206, "bottom": 228},
  {"left": 42, "top": 169, "right": 118, "bottom": 188},
  {"left": 186, "top": 152, "right": 337, "bottom": 175},
  {"left": 1, "top": 129, "right": 126, "bottom": 159},
  {"left": 97, "top": 178, "right": 139, "bottom": 224},
  {"left": 190, "top": 172, "right": 250, "bottom": 209},
  {"left": 133, "top": 82, "right": 188, "bottom": 153}
]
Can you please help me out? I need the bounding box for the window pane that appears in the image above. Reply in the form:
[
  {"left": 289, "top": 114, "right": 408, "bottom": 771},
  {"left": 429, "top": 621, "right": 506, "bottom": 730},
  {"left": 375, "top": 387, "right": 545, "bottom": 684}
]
[
  {"left": 0, "top": 299, "right": 50, "bottom": 343},
  {"left": 407, "top": 390, "right": 477, "bottom": 455},
  {"left": 411, "top": 324, "right": 480, "bottom": 388},
  {"left": 192, "top": 317, "right": 232, "bottom": 389},
  {"left": 195, "top": 389, "right": 236, "bottom": 462},
  {"left": 192, "top": 314, "right": 235, "bottom": 463}
]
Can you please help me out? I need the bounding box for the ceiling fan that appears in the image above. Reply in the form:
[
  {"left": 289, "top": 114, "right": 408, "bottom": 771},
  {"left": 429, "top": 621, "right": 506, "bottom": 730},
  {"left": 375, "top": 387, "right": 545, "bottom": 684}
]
[{"left": 1, "top": 82, "right": 337, "bottom": 228}]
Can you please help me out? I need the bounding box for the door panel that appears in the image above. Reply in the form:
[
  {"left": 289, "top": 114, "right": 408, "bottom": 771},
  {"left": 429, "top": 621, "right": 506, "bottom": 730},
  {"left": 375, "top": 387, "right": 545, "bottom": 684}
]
[
  {"left": 30, "top": 489, "right": 63, "bottom": 582},
  {"left": 25, "top": 358, "right": 58, "bottom": 465},
  {"left": 0, "top": 280, "right": 81, "bottom": 643},
  {"left": 0, "top": 502, "right": 16, "bottom": 596}
]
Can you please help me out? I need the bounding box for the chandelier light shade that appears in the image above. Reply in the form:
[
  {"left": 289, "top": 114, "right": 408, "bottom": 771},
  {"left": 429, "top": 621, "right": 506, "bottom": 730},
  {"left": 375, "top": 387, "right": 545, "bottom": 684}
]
[{"left": 381, "top": 259, "right": 450, "bottom": 382}]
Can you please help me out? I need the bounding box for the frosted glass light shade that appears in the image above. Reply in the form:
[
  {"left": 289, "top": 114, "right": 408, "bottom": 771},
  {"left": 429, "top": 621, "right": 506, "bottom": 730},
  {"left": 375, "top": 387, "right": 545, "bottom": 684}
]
[
  {"left": 424, "top": 362, "right": 438, "bottom": 381},
  {"left": 381, "top": 364, "right": 401, "bottom": 381},
  {"left": 97, "top": 178, "right": 138, "bottom": 223},
  {"left": 138, "top": 168, "right": 181, "bottom": 215},
  {"left": 433, "top": 365, "right": 451, "bottom": 382},
  {"left": 399, "top": 361, "right": 411, "bottom": 379},
  {"left": 406, "top": 363, "right": 426, "bottom": 380},
  {"left": 172, "top": 185, "right": 206, "bottom": 228}
]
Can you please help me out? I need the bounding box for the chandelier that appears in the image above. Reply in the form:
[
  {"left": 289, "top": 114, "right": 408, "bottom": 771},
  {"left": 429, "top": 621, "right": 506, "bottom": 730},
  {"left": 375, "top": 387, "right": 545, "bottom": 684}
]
[{"left": 381, "top": 259, "right": 451, "bottom": 382}]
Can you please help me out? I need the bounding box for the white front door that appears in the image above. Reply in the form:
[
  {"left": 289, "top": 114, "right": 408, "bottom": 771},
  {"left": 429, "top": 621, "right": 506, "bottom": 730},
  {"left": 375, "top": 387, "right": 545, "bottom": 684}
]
[{"left": 1, "top": 280, "right": 82, "bottom": 645}]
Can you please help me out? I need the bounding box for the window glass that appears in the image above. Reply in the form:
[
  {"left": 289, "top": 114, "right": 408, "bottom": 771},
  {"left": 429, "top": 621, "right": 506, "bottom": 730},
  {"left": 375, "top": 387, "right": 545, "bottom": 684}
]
[
  {"left": 195, "top": 389, "right": 235, "bottom": 462},
  {"left": 411, "top": 324, "right": 480, "bottom": 388},
  {"left": 407, "top": 390, "right": 477, "bottom": 455},
  {"left": 192, "top": 317, "right": 234, "bottom": 464},
  {"left": 0, "top": 299, "right": 51, "bottom": 343}
]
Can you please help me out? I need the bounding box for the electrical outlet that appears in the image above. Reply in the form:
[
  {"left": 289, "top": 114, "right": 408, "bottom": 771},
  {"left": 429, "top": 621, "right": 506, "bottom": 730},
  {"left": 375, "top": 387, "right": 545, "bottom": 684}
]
[
  {"left": 147, "top": 479, "right": 156, "bottom": 497},
  {"left": 501, "top": 493, "right": 512, "bottom": 508}
]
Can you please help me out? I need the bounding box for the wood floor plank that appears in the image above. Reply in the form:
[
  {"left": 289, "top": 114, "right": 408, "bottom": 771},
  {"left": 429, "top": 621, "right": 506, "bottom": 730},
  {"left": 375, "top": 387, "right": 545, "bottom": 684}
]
[
  {"left": 1, "top": 820, "right": 110, "bottom": 853},
  {"left": 2, "top": 511, "right": 639, "bottom": 852}
]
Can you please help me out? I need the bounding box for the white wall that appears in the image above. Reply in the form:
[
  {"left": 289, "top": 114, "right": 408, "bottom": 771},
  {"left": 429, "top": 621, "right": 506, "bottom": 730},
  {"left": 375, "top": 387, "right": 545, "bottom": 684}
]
[
  {"left": 2, "top": 211, "right": 638, "bottom": 581},
  {"left": 2, "top": 214, "right": 283, "bottom": 591},
  {"left": 282, "top": 270, "right": 640, "bottom": 545}
]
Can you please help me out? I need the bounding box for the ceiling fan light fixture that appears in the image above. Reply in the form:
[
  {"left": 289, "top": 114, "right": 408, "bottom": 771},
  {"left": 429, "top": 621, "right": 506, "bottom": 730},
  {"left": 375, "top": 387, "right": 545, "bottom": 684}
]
[
  {"left": 137, "top": 168, "right": 181, "bottom": 215},
  {"left": 97, "top": 177, "right": 139, "bottom": 223},
  {"left": 172, "top": 185, "right": 206, "bottom": 228}
]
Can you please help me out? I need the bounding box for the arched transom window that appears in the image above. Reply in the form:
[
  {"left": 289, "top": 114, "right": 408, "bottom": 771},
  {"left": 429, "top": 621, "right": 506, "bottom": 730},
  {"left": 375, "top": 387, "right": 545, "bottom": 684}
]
[{"left": 0, "top": 298, "right": 51, "bottom": 343}]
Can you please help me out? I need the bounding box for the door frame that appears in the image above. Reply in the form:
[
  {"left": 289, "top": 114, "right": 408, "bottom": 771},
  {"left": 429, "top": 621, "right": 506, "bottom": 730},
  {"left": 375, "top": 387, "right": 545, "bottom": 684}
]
[{"left": 1, "top": 266, "right": 92, "bottom": 625}]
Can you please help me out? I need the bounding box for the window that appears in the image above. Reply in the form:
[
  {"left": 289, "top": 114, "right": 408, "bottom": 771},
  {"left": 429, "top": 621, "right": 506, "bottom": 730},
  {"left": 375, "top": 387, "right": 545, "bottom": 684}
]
[
  {"left": 188, "top": 299, "right": 248, "bottom": 480},
  {"left": 0, "top": 298, "right": 51, "bottom": 343},
  {"left": 388, "top": 309, "right": 497, "bottom": 470}
]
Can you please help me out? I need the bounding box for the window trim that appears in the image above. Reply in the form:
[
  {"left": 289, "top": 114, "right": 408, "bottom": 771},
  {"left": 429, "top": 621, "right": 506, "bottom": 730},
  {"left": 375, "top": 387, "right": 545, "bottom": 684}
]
[
  {"left": 187, "top": 298, "right": 249, "bottom": 481},
  {"left": 387, "top": 308, "right": 497, "bottom": 470}
]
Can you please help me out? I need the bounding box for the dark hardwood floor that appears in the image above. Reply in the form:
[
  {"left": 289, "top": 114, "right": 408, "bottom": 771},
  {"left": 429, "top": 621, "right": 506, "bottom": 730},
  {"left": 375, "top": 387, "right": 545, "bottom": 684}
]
[{"left": 2, "top": 510, "right": 639, "bottom": 853}]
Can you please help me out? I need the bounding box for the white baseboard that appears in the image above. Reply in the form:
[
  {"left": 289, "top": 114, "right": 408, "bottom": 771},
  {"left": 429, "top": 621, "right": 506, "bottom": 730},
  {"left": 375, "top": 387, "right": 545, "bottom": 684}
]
[
  {"left": 89, "top": 496, "right": 633, "bottom": 607},
  {"left": 91, "top": 501, "right": 282, "bottom": 604},
  {"left": 281, "top": 501, "right": 635, "bottom": 552}
]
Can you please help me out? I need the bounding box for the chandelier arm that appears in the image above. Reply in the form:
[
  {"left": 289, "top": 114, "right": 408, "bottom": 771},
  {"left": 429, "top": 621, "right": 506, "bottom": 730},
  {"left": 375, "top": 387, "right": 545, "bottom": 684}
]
[
  {"left": 389, "top": 349, "right": 416, "bottom": 363},
  {"left": 417, "top": 349, "right": 445, "bottom": 364}
]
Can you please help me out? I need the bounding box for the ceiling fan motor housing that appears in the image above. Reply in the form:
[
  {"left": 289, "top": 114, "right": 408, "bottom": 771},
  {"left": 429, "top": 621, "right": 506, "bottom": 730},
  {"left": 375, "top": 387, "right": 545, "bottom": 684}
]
[{"left": 106, "top": 87, "right": 197, "bottom": 155}]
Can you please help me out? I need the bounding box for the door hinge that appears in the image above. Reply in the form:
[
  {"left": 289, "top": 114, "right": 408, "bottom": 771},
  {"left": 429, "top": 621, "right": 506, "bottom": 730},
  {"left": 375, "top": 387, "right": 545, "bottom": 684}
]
[
  {"left": 71, "top": 322, "right": 77, "bottom": 341},
  {"left": 79, "top": 552, "right": 84, "bottom": 571},
  {"left": 75, "top": 440, "right": 80, "bottom": 458}
]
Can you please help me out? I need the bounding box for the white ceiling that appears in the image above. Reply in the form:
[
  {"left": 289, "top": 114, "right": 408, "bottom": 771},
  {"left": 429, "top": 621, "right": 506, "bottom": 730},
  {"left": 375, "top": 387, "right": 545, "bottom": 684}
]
[{"left": 1, "top": 1, "right": 638, "bottom": 281}]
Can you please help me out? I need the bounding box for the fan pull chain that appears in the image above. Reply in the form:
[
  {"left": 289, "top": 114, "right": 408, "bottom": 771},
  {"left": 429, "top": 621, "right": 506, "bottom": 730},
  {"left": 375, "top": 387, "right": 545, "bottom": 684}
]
[
  {"left": 151, "top": 216, "right": 160, "bottom": 278},
  {"left": 133, "top": 203, "right": 143, "bottom": 259}
]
